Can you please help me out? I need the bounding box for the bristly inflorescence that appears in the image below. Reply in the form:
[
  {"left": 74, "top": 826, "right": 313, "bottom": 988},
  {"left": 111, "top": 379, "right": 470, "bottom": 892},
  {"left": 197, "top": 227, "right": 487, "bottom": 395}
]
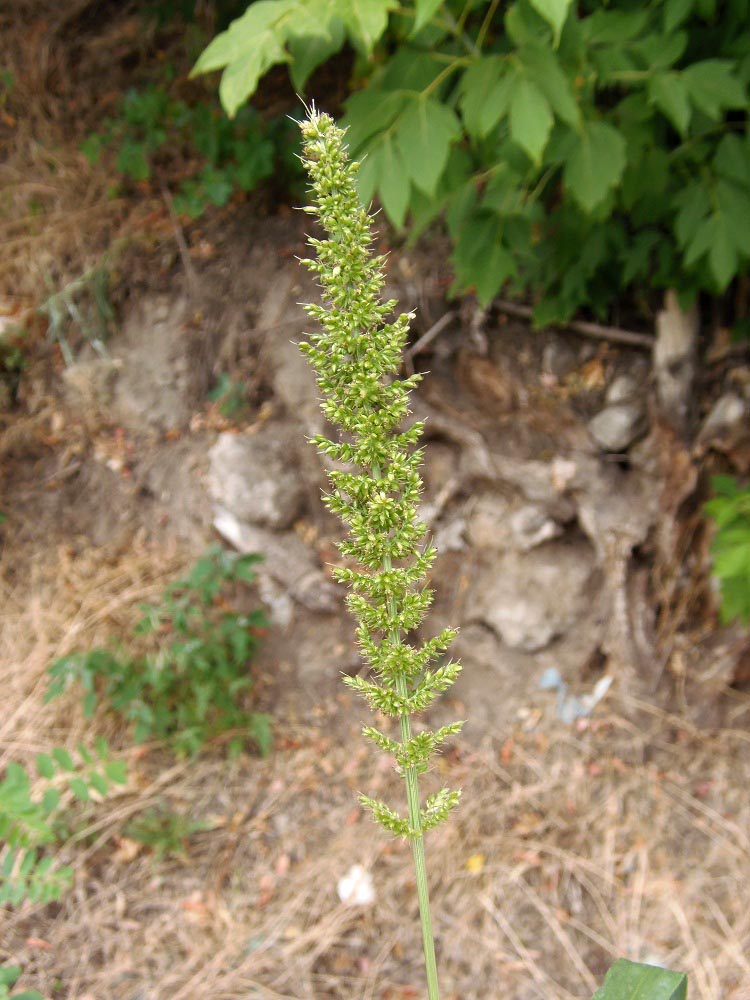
[{"left": 298, "top": 105, "right": 462, "bottom": 840}]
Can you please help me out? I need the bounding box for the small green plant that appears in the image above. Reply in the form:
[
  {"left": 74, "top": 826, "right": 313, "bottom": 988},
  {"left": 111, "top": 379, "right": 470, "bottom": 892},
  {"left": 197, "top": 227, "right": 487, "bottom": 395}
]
[
  {"left": 209, "top": 371, "right": 249, "bottom": 419},
  {"left": 704, "top": 474, "right": 750, "bottom": 625},
  {"left": 125, "top": 802, "right": 208, "bottom": 861},
  {"left": 0, "top": 324, "right": 25, "bottom": 408},
  {"left": 82, "top": 84, "right": 277, "bottom": 218},
  {"left": 0, "top": 965, "right": 43, "bottom": 1000},
  {"left": 0, "top": 740, "right": 126, "bottom": 907},
  {"left": 47, "top": 547, "right": 271, "bottom": 758}
]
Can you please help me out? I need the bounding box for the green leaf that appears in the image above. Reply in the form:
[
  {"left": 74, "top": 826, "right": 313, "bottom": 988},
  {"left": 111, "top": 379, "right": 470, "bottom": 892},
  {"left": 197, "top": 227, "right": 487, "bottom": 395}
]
[
  {"left": 591, "top": 958, "right": 687, "bottom": 999},
  {"left": 412, "top": 0, "right": 443, "bottom": 35},
  {"left": 192, "top": 0, "right": 306, "bottom": 117},
  {"left": 674, "top": 180, "right": 711, "bottom": 248},
  {"left": 288, "top": 17, "right": 344, "bottom": 91},
  {"left": 395, "top": 98, "right": 461, "bottom": 196},
  {"left": 80, "top": 133, "right": 103, "bottom": 164},
  {"left": 509, "top": 77, "right": 553, "bottom": 163},
  {"left": 459, "top": 57, "right": 514, "bottom": 138},
  {"left": 69, "top": 778, "right": 90, "bottom": 802},
  {"left": 709, "top": 213, "right": 739, "bottom": 289},
  {"left": 683, "top": 59, "right": 747, "bottom": 119},
  {"left": 41, "top": 787, "right": 60, "bottom": 814},
  {"left": 344, "top": 0, "right": 398, "bottom": 51},
  {"left": 343, "top": 88, "right": 409, "bottom": 158},
  {"left": 715, "top": 134, "right": 750, "bottom": 186},
  {"left": 584, "top": 9, "right": 650, "bottom": 44},
  {"left": 219, "top": 42, "right": 290, "bottom": 119},
  {"left": 51, "top": 748, "right": 75, "bottom": 772},
  {"left": 527, "top": 0, "right": 573, "bottom": 43},
  {"left": 716, "top": 179, "right": 750, "bottom": 255},
  {"left": 89, "top": 772, "right": 108, "bottom": 797},
  {"left": 35, "top": 754, "right": 55, "bottom": 780},
  {"left": 663, "top": 0, "right": 695, "bottom": 32},
  {"left": 564, "top": 120, "right": 626, "bottom": 212},
  {"left": 648, "top": 72, "right": 691, "bottom": 135},
  {"left": 518, "top": 44, "right": 581, "bottom": 129},
  {"left": 376, "top": 136, "right": 411, "bottom": 227},
  {"left": 115, "top": 139, "right": 150, "bottom": 181},
  {"left": 452, "top": 212, "right": 518, "bottom": 305}
]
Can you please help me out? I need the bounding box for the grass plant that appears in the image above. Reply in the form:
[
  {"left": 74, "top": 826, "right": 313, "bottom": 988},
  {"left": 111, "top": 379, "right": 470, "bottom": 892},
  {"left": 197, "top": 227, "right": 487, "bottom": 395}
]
[{"left": 297, "top": 104, "right": 463, "bottom": 1000}]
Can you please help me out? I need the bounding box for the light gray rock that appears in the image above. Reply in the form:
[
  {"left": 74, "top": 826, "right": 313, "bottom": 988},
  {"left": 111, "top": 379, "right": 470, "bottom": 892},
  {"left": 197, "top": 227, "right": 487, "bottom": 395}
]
[
  {"left": 509, "top": 503, "right": 562, "bottom": 551},
  {"left": 112, "top": 293, "right": 194, "bottom": 432},
  {"left": 212, "top": 507, "right": 337, "bottom": 616},
  {"left": 466, "top": 494, "right": 514, "bottom": 551},
  {"left": 208, "top": 428, "right": 304, "bottom": 530},
  {"left": 605, "top": 374, "right": 640, "bottom": 405},
  {"left": 698, "top": 393, "right": 747, "bottom": 446},
  {"left": 469, "top": 541, "right": 596, "bottom": 652},
  {"left": 436, "top": 624, "right": 541, "bottom": 738},
  {"left": 259, "top": 268, "right": 323, "bottom": 435},
  {"left": 542, "top": 339, "right": 578, "bottom": 379},
  {"left": 588, "top": 402, "right": 647, "bottom": 452},
  {"left": 466, "top": 496, "right": 561, "bottom": 552}
]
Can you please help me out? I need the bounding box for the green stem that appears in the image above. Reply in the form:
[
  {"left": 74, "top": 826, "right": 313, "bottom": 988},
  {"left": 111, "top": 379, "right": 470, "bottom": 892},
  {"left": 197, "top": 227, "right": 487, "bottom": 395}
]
[
  {"left": 377, "top": 504, "right": 440, "bottom": 1000},
  {"left": 398, "top": 680, "right": 440, "bottom": 1000}
]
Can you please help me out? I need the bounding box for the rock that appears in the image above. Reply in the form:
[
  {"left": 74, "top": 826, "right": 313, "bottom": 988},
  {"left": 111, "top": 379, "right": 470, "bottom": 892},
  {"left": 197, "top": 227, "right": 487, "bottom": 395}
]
[
  {"left": 466, "top": 494, "right": 514, "bottom": 551},
  {"left": 588, "top": 402, "right": 647, "bottom": 452},
  {"left": 654, "top": 289, "right": 699, "bottom": 432},
  {"left": 212, "top": 507, "right": 337, "bottom": 615},
  {"left": 207, "top": 428, "right": 304, "bottom": 531},
  {"left": 509, "top": 504, "right": 562, "bottom": 551},
  {"left": 436, "top": 625, "right": 541, "bottom": 738},
  {"left": 488, "top": 455, "right": 578, "bottom": 521},
  {"left": 433, "top": 515, "right": 467, "bottom": 552},
  {"left": 467, "top": 495, "right": 560, "bottom": 552},
  {"left": 469, "top": 541, "right": 597, "bottom": 652},
  {"left": 605, "top": 374, "right": 640, "bottom": 405},
  {"left": 112, "top": 294, "right": 195, "bottom": 433},
  {"left": 542, "top": 338, "right": 579, "bottom": 380},
  {"left": 697, "top": 393, "right": 747, "bottom": 449},
  {"left": 259, "top": 268, "right": 323, "bottom": 435}
]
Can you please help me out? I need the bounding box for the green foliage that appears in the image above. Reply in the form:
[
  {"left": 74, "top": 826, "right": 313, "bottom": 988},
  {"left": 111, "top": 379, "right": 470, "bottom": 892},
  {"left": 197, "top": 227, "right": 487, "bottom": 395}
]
[
  {"left": 82, "top": 84, "right": 278, "bottom": 218},
  {"left": 196, "top": 0, "right": 750, "bottom": 324},
  {"left": 46, "top": 547, "right": 272, "bottom": 758},
  {"left": 0, "top": 740, "right": 126, "bottom": 907},
  {"left": 591, "top": 959, "right": 687, "bottom": 999},
  {"left": 125, "top": 803, "right": 208, "bottom": 861},
  {"left": 209, "top": 371, "right": 249, "bottom": 419},
  {"left": 0, "top": 965, "right": 44, "bottom": 1000},
  {"left": 298, "top": 108, "right": 462, "bottom": 840},
  {"left": 704, "top": 475, "right": 750, "bottom": 625},
  {"left": 0, "top": 324, "right": 26, "bottom": 409}
]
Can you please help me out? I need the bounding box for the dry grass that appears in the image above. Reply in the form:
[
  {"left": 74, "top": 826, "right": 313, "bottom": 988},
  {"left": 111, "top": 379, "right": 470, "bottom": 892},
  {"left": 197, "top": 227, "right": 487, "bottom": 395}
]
[{"left": 1, "top": 540, "right": 749, "bottom": 999}]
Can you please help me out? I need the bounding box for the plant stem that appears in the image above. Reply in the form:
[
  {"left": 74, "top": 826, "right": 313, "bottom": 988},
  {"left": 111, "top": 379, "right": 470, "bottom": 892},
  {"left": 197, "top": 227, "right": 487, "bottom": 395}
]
[
  {"left": 379, "top": 486, "right": 440, "bottom": 998},
  {"left": 400, "top": 700, "right": 440, "bottom": 1000}
]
